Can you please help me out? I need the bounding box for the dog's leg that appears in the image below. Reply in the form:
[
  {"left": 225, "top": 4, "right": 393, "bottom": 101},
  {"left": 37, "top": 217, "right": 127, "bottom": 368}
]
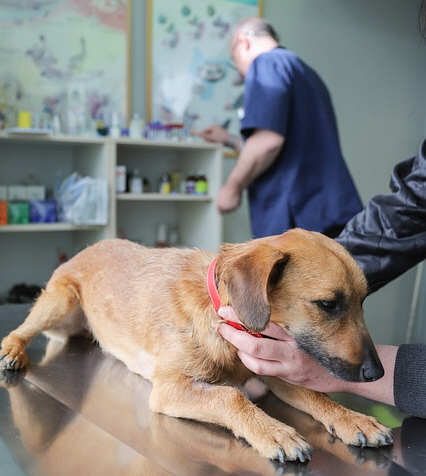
[
  {"left": 260, "top": 376, "right": 393, "bottom": 448},
  {"left": 0, "top": 279, "right": 81, "bottom": 371},
  {"left": 149, "top": 374, "right": 312, "bottom": 463}
]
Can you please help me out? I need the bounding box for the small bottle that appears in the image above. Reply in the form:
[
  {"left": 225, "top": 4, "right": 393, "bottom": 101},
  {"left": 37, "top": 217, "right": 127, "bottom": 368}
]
[
  {"left": 156, "top": 223, "right": 169, "bottom": 247},
  {"left": 159, "top": 173, "right": 171, "bottom": 194},
  {"left": 143, "top": 176, "right": 151, "bottom": 193},
  {"left": 126, "top": 168, "right": 133, "bottom": 192},
  {"left": 129, "top": 113, "right": 143, "bottom": 139},
  {"left": 170, "top": 170, "right": 182, "bottom": 193},
  {"left": 109, "top": 112, "right": 121, "bottom": 138},
  {"left": 168, "top": 223, "right": 180, "bottom": 246},
  {"left": 185, "top": 171, "right": 196, "bottom": 194},
  {"left": 52, "top": 114, "right": 61, "bottom": 134},
  {"left": 195, "top": 171, "right": 208, "bottom": 195},
  {"left": 116, "top": 165, "right": 127, "bottom": 193},
  {"left": 130, "top": 168, "right": 143, "bottom": 193},
  {"left": 0, "top": 94, "right": 6, "bottom": 130}
]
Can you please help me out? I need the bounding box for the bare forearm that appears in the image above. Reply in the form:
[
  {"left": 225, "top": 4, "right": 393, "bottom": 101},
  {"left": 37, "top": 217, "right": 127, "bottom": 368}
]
[
  {"left": 225, "top": 130, "right": 284, "bottom": 191},
  {"left": 225, "top": 149, "right": 270, "bottom": 192}
]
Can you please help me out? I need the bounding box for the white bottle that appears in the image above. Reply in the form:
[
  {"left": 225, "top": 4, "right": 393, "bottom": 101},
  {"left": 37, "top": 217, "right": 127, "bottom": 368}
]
[
  {"left": 52, "top": 114, "right": 61, "bottom": 134},
  {"left": 130, "top": 168, "right": 143, "bottom": 193},
  {"left": 116, "top": 165, "right": 127, "bottom": 193},
  {"left": 110, "top": 112, "right": 121, "bottom": 138},
  {"left": 129, "top": 113, "right": 143, "bottom": 139}
]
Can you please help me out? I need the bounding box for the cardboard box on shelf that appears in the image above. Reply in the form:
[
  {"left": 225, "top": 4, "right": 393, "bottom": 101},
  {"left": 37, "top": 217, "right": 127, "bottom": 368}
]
[{"left": 7, "top": 186, "right": 27, "bottom": 201}]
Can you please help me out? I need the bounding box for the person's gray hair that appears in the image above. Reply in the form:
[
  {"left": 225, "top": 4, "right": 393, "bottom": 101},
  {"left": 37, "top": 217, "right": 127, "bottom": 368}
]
[{"left": 232, "top": 17, "right": 280, "bottom": 43}]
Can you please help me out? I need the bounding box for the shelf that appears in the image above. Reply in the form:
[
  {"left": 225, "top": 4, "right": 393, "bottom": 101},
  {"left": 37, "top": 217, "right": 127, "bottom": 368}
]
[
  {"left": 0, "top": 223, "right": 105, "bottom": 233},
  {"left": 0, "top": 132, "right": 107, "bottom": 146},
  {"left": 0, "top": 134, "right": 222, "bottom": 296},
  {"left": 115, "top": 137, "right": 220, "bottom": 151},
  {"left": 117, "top": 193, "right": 212, "bottom": 202}
]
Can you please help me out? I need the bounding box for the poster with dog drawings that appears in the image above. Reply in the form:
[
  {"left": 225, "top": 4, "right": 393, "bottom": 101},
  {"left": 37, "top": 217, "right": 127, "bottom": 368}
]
[
  {"left": 147, "top": 0, "right": 262, "bottom": 136},
  {"left": 0, "top": 0, "right": 129, "bottom": 133}
]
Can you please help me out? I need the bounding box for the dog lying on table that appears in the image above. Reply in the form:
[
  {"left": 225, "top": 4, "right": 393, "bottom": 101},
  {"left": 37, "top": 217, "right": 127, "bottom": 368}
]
[{"left": 0, "top": 228, "right": 393, "bottom": 463}]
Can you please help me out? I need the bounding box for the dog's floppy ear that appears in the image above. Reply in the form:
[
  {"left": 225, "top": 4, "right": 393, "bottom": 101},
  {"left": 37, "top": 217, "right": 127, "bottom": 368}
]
[{"left": 226, "top": 245, "right": 289, "bottom": 333}]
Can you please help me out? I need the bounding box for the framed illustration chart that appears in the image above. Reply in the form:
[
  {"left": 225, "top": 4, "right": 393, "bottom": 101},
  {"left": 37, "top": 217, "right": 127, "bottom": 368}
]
[
  {"left": 147, "top": 0, "right": 262, "bottom": 136},
  {"left": 0, "top": 0, "right": 130, "bottom": 133}
]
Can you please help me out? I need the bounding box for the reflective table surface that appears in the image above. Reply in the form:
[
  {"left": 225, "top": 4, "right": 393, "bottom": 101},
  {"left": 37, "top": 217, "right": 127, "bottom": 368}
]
[{"left": 1, "top": 304, "right": 426, "bottom": 476}]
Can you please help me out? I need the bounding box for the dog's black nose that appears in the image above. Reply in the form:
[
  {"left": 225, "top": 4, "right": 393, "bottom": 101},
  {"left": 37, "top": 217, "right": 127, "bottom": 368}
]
[{"left": 360, "top": 351, "right": 385, "bottom": 382}]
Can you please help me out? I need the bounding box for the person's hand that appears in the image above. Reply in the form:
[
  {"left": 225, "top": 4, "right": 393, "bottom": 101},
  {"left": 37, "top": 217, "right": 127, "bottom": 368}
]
[
  {"left": 195, "top": 124, "right": 231, "bottom": 145},
  {"left": 217, "top": 306, "right": 345, "bottom": 393},
  {"left": 216, "top": 182, "right": 242, "bottom": 213}
]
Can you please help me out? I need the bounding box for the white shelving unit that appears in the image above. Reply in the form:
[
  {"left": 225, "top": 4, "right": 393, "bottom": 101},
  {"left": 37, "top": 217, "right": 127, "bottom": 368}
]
[
  {"left": 0, "top": 134, "right": 223, "bottom": 297},
  {"left": 115, "top": 138, "right": 222, "bottom": 250}
]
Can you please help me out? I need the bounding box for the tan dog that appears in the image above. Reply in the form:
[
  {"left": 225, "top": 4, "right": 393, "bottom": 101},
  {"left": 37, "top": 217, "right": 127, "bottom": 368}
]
[{"left": 0, "top": 229, "right": 393, "bottom": 463}]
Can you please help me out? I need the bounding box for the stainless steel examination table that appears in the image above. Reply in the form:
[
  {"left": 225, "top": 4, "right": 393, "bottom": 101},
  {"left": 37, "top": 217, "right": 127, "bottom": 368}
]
[{"left": 1, "top": 304, "right": 425, "bottom": 476}]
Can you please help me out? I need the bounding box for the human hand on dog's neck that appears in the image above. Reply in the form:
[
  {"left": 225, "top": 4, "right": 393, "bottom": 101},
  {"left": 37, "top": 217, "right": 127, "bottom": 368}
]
[{"left": 217, "top": 306, "right": 396, "bottom": 407}]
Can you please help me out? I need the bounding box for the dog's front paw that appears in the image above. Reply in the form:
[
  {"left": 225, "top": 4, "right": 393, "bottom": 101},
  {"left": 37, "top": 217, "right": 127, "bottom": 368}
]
[
  {"left": 251, "top": 421, "right": 312, "bottom": 463},
  {"left": 329, "top": 411, "right": 393, "bottom": 448},
  {"left": 0, "top": 345, "right": 29, "bottom": 371}
]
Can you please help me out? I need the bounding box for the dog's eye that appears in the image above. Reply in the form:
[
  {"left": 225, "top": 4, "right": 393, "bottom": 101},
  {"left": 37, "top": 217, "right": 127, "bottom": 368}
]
[{"left": 316, "top": 300, "right": 338, "bottom": 312}]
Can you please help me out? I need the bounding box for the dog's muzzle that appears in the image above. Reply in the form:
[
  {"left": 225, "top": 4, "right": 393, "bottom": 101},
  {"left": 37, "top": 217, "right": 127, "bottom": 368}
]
[
  {"left": 295, "top": 334, "right": 385, "bottom": 382},
  {"left": 359, "top": 346, "right": 384, "bottom": 382}
]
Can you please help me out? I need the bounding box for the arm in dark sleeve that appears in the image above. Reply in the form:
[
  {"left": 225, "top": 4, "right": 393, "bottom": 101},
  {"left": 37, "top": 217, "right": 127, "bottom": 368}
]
[
  {"left": 394, "top": 344, "right": 426, "bottom": 418},
  {"left": 336, "top": 139, "right": 426, "bottom": 293}
]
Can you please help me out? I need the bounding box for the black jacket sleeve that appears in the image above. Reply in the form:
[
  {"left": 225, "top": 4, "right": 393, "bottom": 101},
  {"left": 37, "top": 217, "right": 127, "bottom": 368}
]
[
  {"left": 394, "top": 344, "right": 426, "bottom": 418},
  {"left": 336, "top": 139, "right": 426, "bottom": 293}
]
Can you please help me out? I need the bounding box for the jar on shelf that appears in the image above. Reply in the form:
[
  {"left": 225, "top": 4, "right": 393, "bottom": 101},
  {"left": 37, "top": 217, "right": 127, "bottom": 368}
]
[
  {"left": 143, "top": 176, "right": 151, "bottom": 193},
  {"left": 129, "top": 113, "right": 144, "bottom": 139},
  {"left": 195, "top": 171, "right": 208, "bottom": 195},
  {"left": 185, "top": 171, "right": 196, "bottom": 194},
  {"left": 170, "top": 170, "right": 182, "bottom": 193},
  {"left": 130, "top": 168, "right": 143, "bottom": 193},
  {"left": 159, "top": 173, "right": 171, "bottom": 194}
]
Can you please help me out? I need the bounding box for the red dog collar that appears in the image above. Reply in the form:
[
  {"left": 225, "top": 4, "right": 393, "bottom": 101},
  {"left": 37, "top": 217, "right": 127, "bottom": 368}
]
[{"left": 207, "top": 259, "right": 263, "bottom": 338}]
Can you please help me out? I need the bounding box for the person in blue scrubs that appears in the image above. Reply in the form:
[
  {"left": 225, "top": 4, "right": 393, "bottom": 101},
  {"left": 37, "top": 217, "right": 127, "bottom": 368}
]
[{"left": 198, "top": 17, "right": 362, "bottom": 238}]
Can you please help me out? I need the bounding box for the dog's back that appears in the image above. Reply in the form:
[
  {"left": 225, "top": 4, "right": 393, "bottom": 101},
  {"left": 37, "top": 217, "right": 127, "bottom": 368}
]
[{"left": 46, "top": 239, "right": 217, "bottom": 378}]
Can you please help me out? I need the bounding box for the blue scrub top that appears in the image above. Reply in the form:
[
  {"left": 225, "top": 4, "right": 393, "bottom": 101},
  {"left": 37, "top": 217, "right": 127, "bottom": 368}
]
[{"left": 241, "top": 47, "right": 363, "bottom": 238}]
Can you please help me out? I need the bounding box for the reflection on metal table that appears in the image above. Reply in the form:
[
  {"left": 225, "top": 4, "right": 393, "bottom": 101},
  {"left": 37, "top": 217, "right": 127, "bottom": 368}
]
[{"left": 1, "top": 304, "right": 425, "bottom": 476}]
